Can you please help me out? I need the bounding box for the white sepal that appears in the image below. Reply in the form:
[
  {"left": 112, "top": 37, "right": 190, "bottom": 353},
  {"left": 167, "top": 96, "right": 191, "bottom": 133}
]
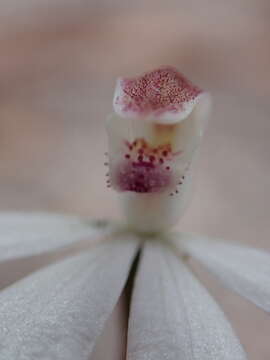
[
  {"left": 0, "top": 237, "right": 138, "bottom": 360},
  {"left": 127, "top": 241, "right": 246, "bottom": 360},
  {"left": 0, "top": 212, "right": 110, "bottom": 262},
  {"left": 176, "top": 233, "right": 270, "bottom": 312}
]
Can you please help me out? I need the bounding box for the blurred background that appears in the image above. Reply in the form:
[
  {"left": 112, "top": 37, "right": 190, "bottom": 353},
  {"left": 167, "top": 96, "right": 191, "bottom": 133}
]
[{"left": 0, "top": 0, "right": 270, "bottom": 358}]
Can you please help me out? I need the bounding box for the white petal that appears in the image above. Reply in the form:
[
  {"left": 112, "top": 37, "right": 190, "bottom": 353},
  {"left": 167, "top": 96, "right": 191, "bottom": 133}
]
[
  {"left": 127, "top": 242, "right": 246, "bottom": 360},
  {"left": 178, "top": 233, "right": 270, "bottom": 312},
  {"left": 0, "top": 212, "right": 111, "bottom": 261},
  {"left": 0, "top": 237, "right": 138, "bottom": 360}
]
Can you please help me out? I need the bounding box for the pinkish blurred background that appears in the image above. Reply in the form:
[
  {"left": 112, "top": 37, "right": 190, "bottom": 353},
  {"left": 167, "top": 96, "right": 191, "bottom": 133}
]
[{"left": 0, "top": 1, "right": 270, "bottom": 359}]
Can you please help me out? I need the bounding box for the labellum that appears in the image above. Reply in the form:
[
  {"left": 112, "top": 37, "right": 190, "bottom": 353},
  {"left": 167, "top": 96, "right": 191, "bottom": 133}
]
[{"left": 106, "top": 66, "right": 211, "bottom": 232}]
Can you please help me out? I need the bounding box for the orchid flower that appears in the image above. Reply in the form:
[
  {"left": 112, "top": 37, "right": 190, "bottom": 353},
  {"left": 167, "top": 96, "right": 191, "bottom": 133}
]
[{"left": 0, "top": 67, "right": 269, "bottom": 360}]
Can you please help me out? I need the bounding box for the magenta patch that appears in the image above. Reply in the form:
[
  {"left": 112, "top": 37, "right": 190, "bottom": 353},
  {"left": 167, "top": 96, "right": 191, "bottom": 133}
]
[
  {"left": 115, "top": 161, "right": 171, "bottom": 193},
  {"left": 110, "top": 138, "right": 181, "bottom": 193}
]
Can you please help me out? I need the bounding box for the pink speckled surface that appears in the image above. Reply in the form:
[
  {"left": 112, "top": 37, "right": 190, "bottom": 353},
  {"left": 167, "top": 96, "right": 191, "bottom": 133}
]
[
  {"left": 114, "top": 66, "right": 202, "bottom": 118},
  {"left": 0, "top": 1, "right": 270, "bottom": 359}
]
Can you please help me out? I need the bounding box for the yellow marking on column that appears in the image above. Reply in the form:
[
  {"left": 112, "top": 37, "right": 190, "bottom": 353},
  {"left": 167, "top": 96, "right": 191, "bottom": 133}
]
[{"left": 152, "top": 123, "right": 177, "bottom": 148}]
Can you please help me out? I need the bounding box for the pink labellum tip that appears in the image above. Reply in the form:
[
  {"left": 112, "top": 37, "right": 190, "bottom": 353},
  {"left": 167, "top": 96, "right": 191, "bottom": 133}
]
[{"left": 113, "top": 66, "right": 204, "bottom": 124}]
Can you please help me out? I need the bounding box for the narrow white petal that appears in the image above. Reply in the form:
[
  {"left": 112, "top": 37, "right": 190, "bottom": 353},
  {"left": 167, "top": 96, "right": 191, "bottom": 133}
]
[
  {"left": 178, "top": 233, "right": 270, "bottom": 312},
  {"left": 0, "top": 212, "right": 111, "bottom": 261},
  {"left": 127, "top": 242, "right": 246, "bottom": 360},
  {"left": 0, "top": 238, "right": 138, "bottom": 360}
]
